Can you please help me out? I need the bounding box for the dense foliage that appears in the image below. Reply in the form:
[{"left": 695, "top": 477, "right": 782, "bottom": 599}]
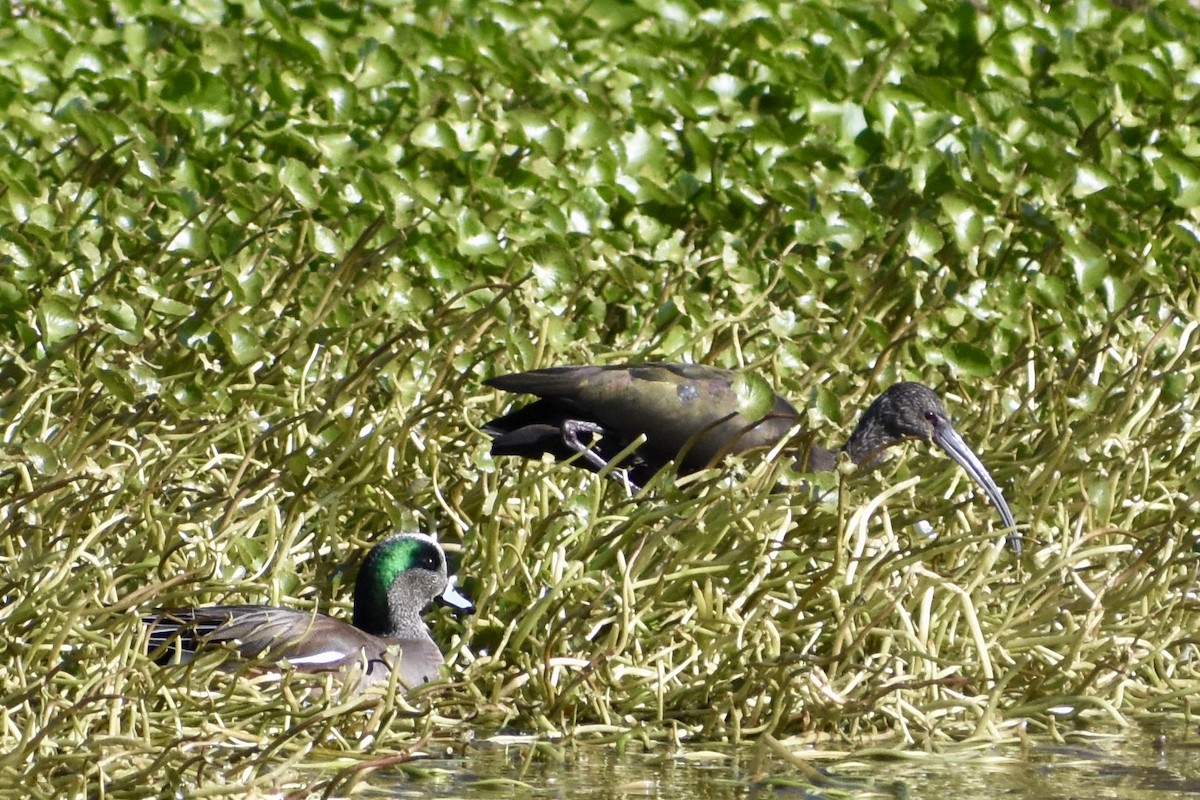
[{"left": 1, "top": 0, "right": 1198, "bottom": 795}]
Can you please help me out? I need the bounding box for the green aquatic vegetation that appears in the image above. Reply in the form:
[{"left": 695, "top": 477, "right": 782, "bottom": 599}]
[{"left": 1, "top": 0, "right": 1199, "bottom": 795}]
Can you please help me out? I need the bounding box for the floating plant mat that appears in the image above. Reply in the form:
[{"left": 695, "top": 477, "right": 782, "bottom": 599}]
[{"left": 2, "top": 0, "right": 1199, "bottom": 797}]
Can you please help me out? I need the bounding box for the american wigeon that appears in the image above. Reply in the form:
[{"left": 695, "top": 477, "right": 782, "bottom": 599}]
[{"left": 144, "top": 533, "right": 474, "bottom": 688}]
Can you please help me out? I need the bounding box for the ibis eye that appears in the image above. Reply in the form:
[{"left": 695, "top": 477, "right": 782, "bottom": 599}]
[{"left": 924, "top": 410, "right": 938, "bottom": 423}]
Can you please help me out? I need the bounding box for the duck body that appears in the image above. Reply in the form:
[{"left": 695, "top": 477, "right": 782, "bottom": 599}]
[
  {"left": 145, "top": 533, "right": 474, "bottom": 690},
  {"left": 144, "top": 605, "right": 447, "bottom": 687}
]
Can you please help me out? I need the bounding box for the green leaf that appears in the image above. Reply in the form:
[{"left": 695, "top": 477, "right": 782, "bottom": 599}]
[
  {"left": 258, "top": 0, "right": 322, "bottom": 62},
  {"left": 357, "top": 43, "right": 404, "bottom": 88},
  {"left": 732, "top": 371, "right": 775, "bottom": 423},
  {"left": 1159, "top": 155, "right": 1200, "bottom": 209},
  {"left": 97, "top": 296, "right": 138, "bottom": 333},
  {"left": 279, "top": 158, "right": 320, "bottom": 210},
  {"left": 907, "top": 219, "right": 945, "bottom": 262},
  {"left": 159, "top": 67, "right": 200, "bottom": 110},
  {"left": 455, "top": 208, "right": 499, "bottom": 256},
  {"left": 566, "top": 111, "right": 613, "bottom": 150},
  {"left": 939, "top": 195, "right": 984, "bottom": 251},
  {"left": 39, "top": 297, "right": 79, "bottom": 345},
  {"left": 944, "top": 342, "right": 994, "bottom": 378},
  {"left": 97, "top": 369, "right": 135, "bottom": 404},
  {"left": 512, "top": 110, "right": 564, "bottom": 160},
  {"left": 411, "top": 120, "right": 458, "bottom": 152},
  {"left": 0, "top": 280, "right": 24, "bottom": 311},
  {"left": 23, "top": 442, "right": 59, "bottom": 476},
  {"left": 1033, "top": 274, "right": 1067, "bottom": 307},
  {"left": 814, "top": 385, "right": 841, "bottom": 426},
  {"left": 219, "top": 322, "right": 265, "bottom": 367},
  {"left": 584, "top": 0, "right": 650, "bottom": 30},
  {"left": 151, "top": 297, "right": 193, "bottom": 317},
  {"left": 1065, "top": 235, "right": 1108, "bottom": 295},
  {"left": 1072, "top": 163, "right": 1114, "bottom": 198},
  {"left": 1103, "top": 276, "right": 1130, "bottom": 314}
]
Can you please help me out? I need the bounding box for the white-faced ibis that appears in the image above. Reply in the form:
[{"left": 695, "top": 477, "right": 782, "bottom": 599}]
[
  {"left": 484, "top": 363, "right": 1020, "bottom": 553},
  {"left": 144, "top": 534, "right": 475, "bottom": 690}
]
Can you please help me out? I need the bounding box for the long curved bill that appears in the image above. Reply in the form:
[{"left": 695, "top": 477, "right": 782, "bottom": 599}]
[{"left": 933, "top": 424, "right": 1020, "bottom": 555}]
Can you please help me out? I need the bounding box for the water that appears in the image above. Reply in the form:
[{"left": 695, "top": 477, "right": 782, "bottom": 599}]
[{"left": 367, "top": 724, "right": 1200, "bottom": 799}]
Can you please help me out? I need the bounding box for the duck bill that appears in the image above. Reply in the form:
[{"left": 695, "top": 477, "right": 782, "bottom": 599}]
[
  {"left": 437, "top": 580, "right": 476, "bottom": 615},
  {"left": 932, "top": 425, "right": 1021, "bottom": 555}
]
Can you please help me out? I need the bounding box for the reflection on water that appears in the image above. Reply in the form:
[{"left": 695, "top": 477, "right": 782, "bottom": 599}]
[{"left": 368, "top": 725, "right": 1200, "bottom": 799}]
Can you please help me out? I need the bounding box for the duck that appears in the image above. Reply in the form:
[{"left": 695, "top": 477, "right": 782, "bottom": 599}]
[
  {"left": 484, "top": 363, "right": 1019, "bottom": 552},
  {"left": 144, "top": 533, "right": 474, "bottom": 689}
]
